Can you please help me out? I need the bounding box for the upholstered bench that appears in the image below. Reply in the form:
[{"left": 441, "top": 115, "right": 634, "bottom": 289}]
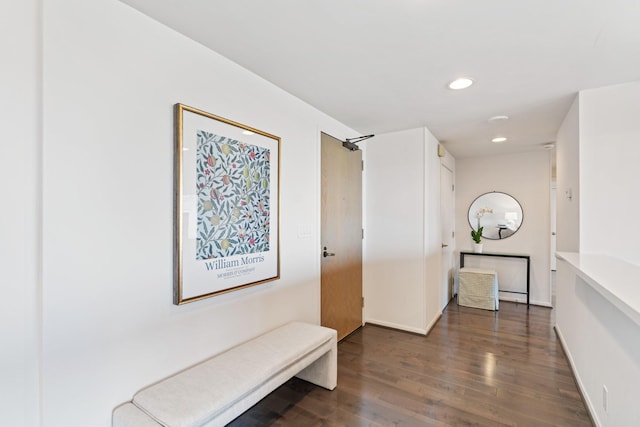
[
  {"left": 458, "top": 267, "right": 499, "bottom": 310},
  {"left": 112, "top": 322, "right": 337, "bottom": 427}
]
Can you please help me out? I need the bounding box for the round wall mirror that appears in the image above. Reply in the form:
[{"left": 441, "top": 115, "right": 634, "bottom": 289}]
[{"left": 468, "top": 192, "right": 523, "bottom": 240}]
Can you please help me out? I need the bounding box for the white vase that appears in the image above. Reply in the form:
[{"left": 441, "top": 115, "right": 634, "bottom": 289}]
[{"left": 473, "top": 243, "right": 483, "bottom": 253}]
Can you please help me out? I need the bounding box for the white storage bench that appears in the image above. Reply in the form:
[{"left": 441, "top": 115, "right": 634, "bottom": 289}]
[
  {"left": 112, "top": 322, "right": 337, "bottom": 427},
  {"left": 458, "top": 267, "right": 499, "bottom": 311}
]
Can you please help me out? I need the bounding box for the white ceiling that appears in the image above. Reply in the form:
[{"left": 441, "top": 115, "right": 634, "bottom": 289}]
[{"left": 120, "top": 0, "right": 640, "bottom": 158}]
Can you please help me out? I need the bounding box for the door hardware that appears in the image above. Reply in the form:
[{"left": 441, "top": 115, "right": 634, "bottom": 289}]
[{"left": 323, "top": 246, "right": 336, "bottom": 257}]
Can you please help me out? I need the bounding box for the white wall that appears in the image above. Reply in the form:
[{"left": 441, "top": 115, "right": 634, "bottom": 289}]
[
  {"left": 37, "top": 0, "right": 358, "bottom": 425},
  {"left": 579, "top": 81, "right": 640, "bottom": 265},
  {"left": 555, "top": 96, "right": 580, "bottom": 253},
  {"left": 556, "top": 260, "right": 640, "bottom": 426},
  {"left": 363, "top": 127, "right": 443, "bottom": 334},
  {"left": 555, "top": 80, "right": 640, "bottom": 426},
  {"left": 0, "top": 1, "right": 42, "bottom": 426},
  {"left": 455, "top": 151, "right": 552, "bottom": 306}
]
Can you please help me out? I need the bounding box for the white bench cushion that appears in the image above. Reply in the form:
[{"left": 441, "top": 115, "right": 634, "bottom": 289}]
[
  {"left": 131, "top": 322, "right": 336, "bottom": 427},
  {"left": 113, "top": 403, "right": 161, "bottom": 427}
]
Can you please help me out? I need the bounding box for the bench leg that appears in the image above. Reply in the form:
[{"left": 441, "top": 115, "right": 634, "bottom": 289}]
[{"left": 295, "top": 340, "right": 337, "bottom": 390}]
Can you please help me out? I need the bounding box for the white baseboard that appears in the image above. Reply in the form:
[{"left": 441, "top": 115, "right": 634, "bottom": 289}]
[
  {"left": 424, "top": 313, "right": 442, "bottom": 335},
  {"left": 364, "top": 319, "right": 427, "bottom": 335},
  {"left": 364, "top": 312, "right": 442, "bottom": 336},
  {"left": 554, "top": 325, "right": 600, "bottom": 427},
  {"left": 498, "top": 295, "right": 552, "bottom": 308}
]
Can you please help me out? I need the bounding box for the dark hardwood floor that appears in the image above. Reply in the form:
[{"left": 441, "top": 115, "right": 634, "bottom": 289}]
[{"left": 229, "top": 301, "right": 592, "bottom": 426}]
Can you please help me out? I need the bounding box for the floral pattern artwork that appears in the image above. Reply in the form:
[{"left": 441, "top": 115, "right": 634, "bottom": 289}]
[{"left": 195, "top": 130, "right": 271, "bottom": 260}]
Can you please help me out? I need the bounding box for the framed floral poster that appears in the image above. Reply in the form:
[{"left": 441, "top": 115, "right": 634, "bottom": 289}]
[{"left": 174, "top": 104, "right": 280, "bottom": 304}]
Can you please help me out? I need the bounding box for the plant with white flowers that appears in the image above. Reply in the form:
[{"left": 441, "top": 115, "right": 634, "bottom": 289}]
[{"left": 474, "top": 207, "right": 493, "bottom": 229}]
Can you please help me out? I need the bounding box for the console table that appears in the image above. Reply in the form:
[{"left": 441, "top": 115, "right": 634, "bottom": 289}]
[{"left": 459, "top": 251, "right": 530, "bottom": 307}]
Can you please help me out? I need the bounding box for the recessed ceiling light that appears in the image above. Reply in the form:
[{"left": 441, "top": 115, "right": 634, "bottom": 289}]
[
  {"left": 488, "top": 115, "right": 509, "bottom": 123},
  {"left": 448, "top": 77, "right": 474, "bottom": 90},
  {"left": 543, "top": 143, "right": 555, "bottom": 150},
  {"left": 492, "top": 137, "right": 507, "bottom": 143},
  {"left": 242, "top": 130, "right": 254, "bottom": 136}
]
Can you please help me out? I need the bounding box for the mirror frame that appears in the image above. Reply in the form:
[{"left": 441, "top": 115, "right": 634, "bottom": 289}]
[{"left": 468, "top": 191, "right": 524, "bottom": 240}]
